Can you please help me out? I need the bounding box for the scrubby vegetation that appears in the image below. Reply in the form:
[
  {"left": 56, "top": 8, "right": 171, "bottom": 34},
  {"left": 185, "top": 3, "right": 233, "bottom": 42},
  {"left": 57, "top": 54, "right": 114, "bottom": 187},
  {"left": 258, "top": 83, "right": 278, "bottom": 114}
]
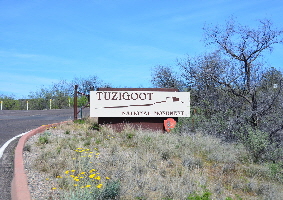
[
  {"left": 10, "top": 17, "right": 283, "bottom": 199},
  {"left": 24, "top": 118, "right": 283, "bottom": 199},
  {"left": 0, "top": 76, "right": 110, "bottom": 110},
  {"left": 151, "top": 18, "right": 283, "bottom": 166}
]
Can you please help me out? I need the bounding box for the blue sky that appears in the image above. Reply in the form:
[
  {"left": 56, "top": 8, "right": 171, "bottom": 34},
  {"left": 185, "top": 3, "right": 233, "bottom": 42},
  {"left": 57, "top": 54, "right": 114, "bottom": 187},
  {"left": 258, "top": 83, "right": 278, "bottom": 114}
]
[{"left": 0, "top": 0, "right": 283, "bottom": 98}]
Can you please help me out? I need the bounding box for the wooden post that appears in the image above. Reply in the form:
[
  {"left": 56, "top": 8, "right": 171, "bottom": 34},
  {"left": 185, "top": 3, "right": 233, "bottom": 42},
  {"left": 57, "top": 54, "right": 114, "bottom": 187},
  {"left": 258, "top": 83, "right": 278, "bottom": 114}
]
[{"left": 74, "top": 85, "right": 78, "bottom": 120}]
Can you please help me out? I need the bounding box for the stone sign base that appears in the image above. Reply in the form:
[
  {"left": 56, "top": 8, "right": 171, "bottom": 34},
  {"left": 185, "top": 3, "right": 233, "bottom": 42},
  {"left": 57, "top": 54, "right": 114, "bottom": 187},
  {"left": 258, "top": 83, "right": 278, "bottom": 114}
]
[{"left": 98, "top": 117, "right": 178, "bottom": 132}]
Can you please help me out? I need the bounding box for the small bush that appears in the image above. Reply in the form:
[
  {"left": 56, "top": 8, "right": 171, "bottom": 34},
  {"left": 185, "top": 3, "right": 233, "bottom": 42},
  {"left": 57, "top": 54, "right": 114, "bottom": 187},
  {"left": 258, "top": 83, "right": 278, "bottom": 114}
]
[
  {"left": 187, "top": 189, "right": 212, "bottom": 200},
  {"left": 38, "top": 133, "right": 50, "bottom": 144},
  {"left": 89, "top": 122, "right": 100, "bottom": 131},
  {"left": 100, "top": 180, "right": 120, "bottom": 199},
  {"left": 240, "top": 127, "right": 270, "bottom": 162},
  {"left": 74, "top": 119, "right": 86, "bottom": 124},
  {"left": 126, "top": 133, "right": 135, "bottom": 139},
  {"left": 64, "top": 180, "right": 120, "bottom": 200}
]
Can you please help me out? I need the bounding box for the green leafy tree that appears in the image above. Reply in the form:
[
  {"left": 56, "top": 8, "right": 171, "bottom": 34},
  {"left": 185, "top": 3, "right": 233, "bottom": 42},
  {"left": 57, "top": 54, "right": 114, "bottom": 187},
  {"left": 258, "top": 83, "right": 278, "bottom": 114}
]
[
  {"left": 151, "top": 65, "right": 185, "bottom": 91},
  {"left": 0, "top": 94, "right": 20, "bottom": 110}
]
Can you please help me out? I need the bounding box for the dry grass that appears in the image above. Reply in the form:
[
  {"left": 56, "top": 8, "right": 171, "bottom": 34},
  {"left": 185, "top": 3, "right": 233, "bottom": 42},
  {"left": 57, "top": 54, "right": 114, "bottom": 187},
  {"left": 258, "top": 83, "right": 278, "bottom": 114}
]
[{"left": 24, "top": 118, "right": 283, "bottom": 200}]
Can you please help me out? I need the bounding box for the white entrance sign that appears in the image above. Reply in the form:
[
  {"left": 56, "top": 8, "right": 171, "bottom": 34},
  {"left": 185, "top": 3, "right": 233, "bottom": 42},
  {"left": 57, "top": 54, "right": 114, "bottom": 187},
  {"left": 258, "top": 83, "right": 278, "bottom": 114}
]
[{"left": 90, "top": 91, "right": 190, "bottom": 117}]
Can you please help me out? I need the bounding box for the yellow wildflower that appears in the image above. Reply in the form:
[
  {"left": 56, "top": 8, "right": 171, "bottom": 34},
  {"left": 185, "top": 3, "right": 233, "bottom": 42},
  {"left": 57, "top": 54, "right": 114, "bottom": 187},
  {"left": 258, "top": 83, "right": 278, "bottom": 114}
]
[
  {"left": 52, "top": 187, "right": 57, "bottom": 190},
  {"left": 89, "top": 174, "right": 96, "bottom": 178},
  {"left": 96, "top": 184, "right": 103, "bottom": 189},
  {"left": 106, "top": 177, "right": 110, "bottom": 180},
  {"left": 65, "top": 170, "right": 69, "bottom": 174},
  {"left": 71, "top": 170, "right": 76, "bottom": 172},
  {"left": 86, "top": 185, "right": 91, "bottom": 188}
]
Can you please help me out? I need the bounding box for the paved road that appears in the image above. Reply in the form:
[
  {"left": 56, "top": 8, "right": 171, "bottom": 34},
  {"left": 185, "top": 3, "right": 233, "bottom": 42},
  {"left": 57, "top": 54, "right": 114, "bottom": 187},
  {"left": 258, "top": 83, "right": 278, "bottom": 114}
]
[
  {"left": 0, "top": 109, "right": 74, "bottom": 147},
  {"left": 0, "top": 109, "right": 89, "bottom": 200}
]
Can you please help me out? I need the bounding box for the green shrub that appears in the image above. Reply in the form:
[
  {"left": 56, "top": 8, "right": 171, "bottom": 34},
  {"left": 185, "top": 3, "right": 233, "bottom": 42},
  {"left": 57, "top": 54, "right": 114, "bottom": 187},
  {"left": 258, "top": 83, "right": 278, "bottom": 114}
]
[
  {"left": 100, "top": 180, "right": 120, "bottom": 199},
  {"left": 38, "top": 134, "right": 49, "bottom": 144},
  {"left": 74, "top": 119, "right": 86, "bottom": 124},
  {"left": 240, "top": 127, "right": 270, "bottom": 162},
  {"left": 64, "top": 180, "right": 120, "bottom": 200},
  {"left": 187, "top": 189, "right": 212, "bottom": 200},
  {"left": 89, "top": 122, "right": 100, "bottom": 131},
  {"left": 268, "top": 162, "right": 283, "bottom": 183}
]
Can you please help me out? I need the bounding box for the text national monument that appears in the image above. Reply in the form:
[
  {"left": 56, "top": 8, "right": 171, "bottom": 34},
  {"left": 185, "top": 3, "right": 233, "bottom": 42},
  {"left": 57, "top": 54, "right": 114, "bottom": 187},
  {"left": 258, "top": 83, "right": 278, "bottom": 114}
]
[{"left": 90, "top": 88, "right": 190, "bottom": 131}]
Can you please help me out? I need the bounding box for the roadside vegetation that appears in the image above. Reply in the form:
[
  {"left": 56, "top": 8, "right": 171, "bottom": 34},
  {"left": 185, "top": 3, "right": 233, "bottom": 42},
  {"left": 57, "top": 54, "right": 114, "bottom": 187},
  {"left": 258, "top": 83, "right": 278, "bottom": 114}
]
[
  {"left": 12, "top": 17, "right": 283, "bottom": 199},
  {"left": 24, "top": 118, "right": 283, "bottom": 199},
  {"left": 0, "top": 76, "right": 110, "bottom": 110}
]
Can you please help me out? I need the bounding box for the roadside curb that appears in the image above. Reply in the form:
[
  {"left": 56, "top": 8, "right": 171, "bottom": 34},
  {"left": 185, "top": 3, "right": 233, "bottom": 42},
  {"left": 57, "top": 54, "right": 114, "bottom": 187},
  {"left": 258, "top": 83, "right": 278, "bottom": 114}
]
[{"left": 11, "top": 121, "right": 69, "bottom": 200}]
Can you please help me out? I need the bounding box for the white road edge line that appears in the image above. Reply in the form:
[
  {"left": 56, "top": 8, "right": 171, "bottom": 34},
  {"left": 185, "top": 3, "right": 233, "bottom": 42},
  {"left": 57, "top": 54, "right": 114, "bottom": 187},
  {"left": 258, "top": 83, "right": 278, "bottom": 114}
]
[{"left": 0, "top": 130, "right": 31, "bottom": 159}]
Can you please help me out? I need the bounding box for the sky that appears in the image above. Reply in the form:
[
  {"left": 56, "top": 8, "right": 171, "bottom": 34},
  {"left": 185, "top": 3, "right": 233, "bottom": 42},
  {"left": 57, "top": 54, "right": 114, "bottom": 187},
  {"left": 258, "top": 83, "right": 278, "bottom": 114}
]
[{"left": 0, "top": 0, "right": 283, "bottom": 98}]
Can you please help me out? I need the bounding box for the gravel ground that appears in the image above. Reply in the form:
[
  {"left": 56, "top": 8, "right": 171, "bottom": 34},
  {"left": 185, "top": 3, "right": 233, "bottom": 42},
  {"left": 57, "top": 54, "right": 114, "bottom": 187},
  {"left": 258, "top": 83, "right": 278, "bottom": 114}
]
[{"left": 24, "top": 129, "right": 68, "bottom": 200}]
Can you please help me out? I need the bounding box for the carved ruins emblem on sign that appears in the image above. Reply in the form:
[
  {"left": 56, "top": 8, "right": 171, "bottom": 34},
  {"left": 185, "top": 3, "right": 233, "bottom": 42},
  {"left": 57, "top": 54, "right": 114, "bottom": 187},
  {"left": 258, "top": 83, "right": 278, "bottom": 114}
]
[{"left": 90, "top": 91, "right": 190, "bottom": 117}]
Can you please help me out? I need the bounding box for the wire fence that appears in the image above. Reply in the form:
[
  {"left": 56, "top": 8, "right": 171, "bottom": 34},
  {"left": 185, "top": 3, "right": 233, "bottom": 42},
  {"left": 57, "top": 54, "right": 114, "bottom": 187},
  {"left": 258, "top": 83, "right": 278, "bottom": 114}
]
[{"left": 0, "top": 96, "right": 88, "bottom": 110}]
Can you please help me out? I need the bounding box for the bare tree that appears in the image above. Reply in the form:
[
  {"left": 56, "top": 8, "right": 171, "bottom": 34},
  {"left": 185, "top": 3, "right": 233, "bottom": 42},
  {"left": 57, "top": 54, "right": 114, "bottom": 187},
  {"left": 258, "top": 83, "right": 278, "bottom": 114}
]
[
  {"left": 202, "top": 18, "right": 283, "bottom": 128},
  {"left": 179, "top": 19, "right": 283, "bottom": 161}
]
